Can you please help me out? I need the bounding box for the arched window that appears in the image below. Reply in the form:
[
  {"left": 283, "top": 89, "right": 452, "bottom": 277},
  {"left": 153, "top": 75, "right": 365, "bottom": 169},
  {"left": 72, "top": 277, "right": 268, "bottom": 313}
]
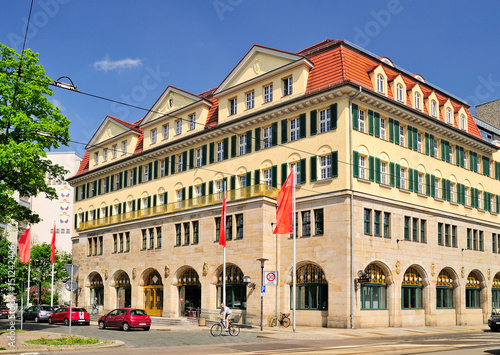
[
  {"left": 431, "top": 100, "right": 437, "bottom": 117},
  {"left": 377, "top": 74, "right": 384, "bottom": 93},
  {"left": 361, "top": 264, "right": 387, "bottom": 310},
  {"left": 217, "top": 265, "right": 246, "bottom": 309},
  {"left": 396, "top": 84, "right": 404, "bottom": 102},
  {"left": 493, "top": 276, "right": 500, "bottom": 308},
  {"left": 460, "top": 114, "right": 466, "bottom": 130},
  {"left": 436, "top": 270, "right": 454, "bottom": 309},
  {"left": 293, "top": 264, "right": 328, "bottom": 310},
  {"left": 414, "top": 92, "right": 421, "bottom": 110},
  {"left": 446, "top": 108, "right": 452, "bottom": 124},
  {"left": 466, "top": 272, "right": 481, "bottom": 308},
  {"left": 89, "top": 273, "right": 104, "bottom": 306},
  {"left": 402, "top": 267, "right": 423, "bottom": 309}
]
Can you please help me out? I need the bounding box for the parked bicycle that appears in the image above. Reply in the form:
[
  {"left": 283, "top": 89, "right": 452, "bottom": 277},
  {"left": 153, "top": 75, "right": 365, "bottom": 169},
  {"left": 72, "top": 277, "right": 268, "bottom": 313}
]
[
  {"left": 271, "top": 312, "right": 290, "bottom": 327},
  {"left": 210, "top": 318, "right": 240, "bottom": 336}
]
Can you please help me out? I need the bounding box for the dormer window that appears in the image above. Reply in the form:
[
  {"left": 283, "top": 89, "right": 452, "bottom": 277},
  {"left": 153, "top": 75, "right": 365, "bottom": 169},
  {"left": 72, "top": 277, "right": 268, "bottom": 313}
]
[
  {"left": 396, "top": 84, "right": 404, "bottom": 102},
  {"left": 94, "top": 152, "right": 99, "bottom": 165},
  {"left": 246, "top": 91, "right": 254, "bottom": 110},
  {"left": 446, "top": 108, "right": 452, "bottom": 124},
  {"left": 163, "top": 124, "right": 169, "bottom": 140},
  {"left": 264, "top": 84, "right": 273, "bottom": 103},
  {"left": 151, "top": 129, "right": 157, "bottom": 144},
  {"left": 112, "top": 145, "right": 117, "bottom": 159},
  {"left": 189, "top": 113, "right": 196, "bottom": 130},
  {"left": 377, "top": 74, "right": 384, "bottom": 93},
  {"left": 460, "top": 114, "right": 466, "bottom": 130},
  {"left": 229, "top": 98, "right": 237, "bottom": 115},
  {"left": 175, "top": 119, "right": 182, "bottom": 135},
  {"left": 122, "top": 141, "right": 127, "bottom": 155},
  {"left": 431, "top": 100, "right": 437, "bottom": 117},
  {"left": 282, "top": 77, "right": 292, "bottom": 96},
  {"left": 103, "top": 148, "right": 108, "bottom": 162},
  {"left": 414, "top": 92, "right": 421, "bottom": 110}
]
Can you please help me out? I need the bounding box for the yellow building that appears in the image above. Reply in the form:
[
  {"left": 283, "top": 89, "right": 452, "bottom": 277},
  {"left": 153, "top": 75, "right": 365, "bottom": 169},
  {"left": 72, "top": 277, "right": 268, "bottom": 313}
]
[{"left": 68, "top": 40, "right": 500, "bottom": 328}]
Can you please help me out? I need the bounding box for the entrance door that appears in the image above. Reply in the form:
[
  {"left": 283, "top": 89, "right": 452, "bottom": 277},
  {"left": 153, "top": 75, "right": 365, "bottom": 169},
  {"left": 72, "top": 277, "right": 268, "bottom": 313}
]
[
  {"left": 144, "top": 286, "right": 163, "bottom": 316},
  {"left": 177, "top": 268, "right": 201, "bottom": 317}
]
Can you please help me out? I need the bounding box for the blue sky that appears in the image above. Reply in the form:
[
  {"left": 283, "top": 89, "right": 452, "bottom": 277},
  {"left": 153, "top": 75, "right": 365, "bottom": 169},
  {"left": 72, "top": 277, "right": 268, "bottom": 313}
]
[{"left": 2, "top": 0, "right": 500, "bottom": 157}]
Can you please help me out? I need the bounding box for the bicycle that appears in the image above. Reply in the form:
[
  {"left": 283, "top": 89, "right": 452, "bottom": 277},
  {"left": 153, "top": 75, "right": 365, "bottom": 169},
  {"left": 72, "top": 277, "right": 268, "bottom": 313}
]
[
  {"left": 271, "top": 312, "right": 291, "bottom": 327},
  {"left": 210, "top": 318, "right": 240, "bottom": 336}
]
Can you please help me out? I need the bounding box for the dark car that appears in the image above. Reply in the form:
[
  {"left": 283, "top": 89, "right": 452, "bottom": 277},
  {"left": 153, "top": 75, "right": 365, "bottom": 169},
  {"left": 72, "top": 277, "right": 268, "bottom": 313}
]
[
  {"left": 98, "top": 308, "right": 151, "bottom": 331},
  {"left": 49, "top": 306, "right": 90, "bottom": 326},
  {"left": 0, "top": 305, "right": 9, "bottom": 319},
  {"left": 488, "top": 309, "right": 500, "bottom": 331},
  {"left": 19, "top": 305, "right": 54, "bottom": 322}
]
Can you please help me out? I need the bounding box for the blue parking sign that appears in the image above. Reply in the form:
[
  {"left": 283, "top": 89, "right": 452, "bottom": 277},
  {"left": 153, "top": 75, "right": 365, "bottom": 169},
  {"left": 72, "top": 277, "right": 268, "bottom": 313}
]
[{"left": 261, "top": 285, "right": 266, "bottom": 293}]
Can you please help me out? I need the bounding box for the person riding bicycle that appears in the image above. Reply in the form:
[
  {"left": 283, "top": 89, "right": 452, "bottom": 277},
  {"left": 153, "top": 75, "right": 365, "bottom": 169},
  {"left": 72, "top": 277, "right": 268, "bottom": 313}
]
[{"left": 218, "top": 303, "right": 232, "bottom": 330}]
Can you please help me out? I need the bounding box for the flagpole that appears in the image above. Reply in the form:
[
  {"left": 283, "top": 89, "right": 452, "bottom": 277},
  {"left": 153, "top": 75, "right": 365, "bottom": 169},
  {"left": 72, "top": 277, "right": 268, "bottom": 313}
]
[
  {"left": 222, "top": 182, "right": 227, "bottom": 306},
  {"left": 51, "top": 221, "right": 55, "bottom": 307},
  {"left": 292, "top": 167, "right": 296, "bottom": 332},
  {"left": 27, "top": 263, "right": 30, "bottom": 306}
]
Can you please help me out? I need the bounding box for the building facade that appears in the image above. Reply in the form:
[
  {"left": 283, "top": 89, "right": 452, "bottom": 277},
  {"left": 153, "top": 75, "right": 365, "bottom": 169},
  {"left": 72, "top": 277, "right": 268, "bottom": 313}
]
[{"left": 68, "top": 40, "right": 500, "bottom": 328}]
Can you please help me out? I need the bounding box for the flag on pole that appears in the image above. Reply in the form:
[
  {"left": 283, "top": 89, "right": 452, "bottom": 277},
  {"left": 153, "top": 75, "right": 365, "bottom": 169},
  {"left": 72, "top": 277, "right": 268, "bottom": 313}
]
[
  {"left": 219, "top": 189, "right": 227, "bottom": 247},
  {"left": 50, "top": 223, "right": 56, "bottom": 263},
  {"left": 18, "top": 228, "right": 31, "bottom": 263},
  {"left": 273, "top": 170, "right": 294, "bottom": 234}
]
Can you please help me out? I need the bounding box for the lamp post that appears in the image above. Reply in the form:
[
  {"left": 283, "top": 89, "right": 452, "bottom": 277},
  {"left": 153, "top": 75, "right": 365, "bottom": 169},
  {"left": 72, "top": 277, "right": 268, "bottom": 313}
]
[
  {"left": 257, "top": 258, "right": 268, "bottom": 331},
  {"left": 51, "top": 76, "right": 80, "bottom": 92}
]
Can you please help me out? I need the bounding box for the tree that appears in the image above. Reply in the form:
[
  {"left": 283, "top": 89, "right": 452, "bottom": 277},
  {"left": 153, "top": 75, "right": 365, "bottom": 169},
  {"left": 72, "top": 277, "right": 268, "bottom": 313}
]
[{"left": 0, "top": 43, "right": 70, "bottom": 224}]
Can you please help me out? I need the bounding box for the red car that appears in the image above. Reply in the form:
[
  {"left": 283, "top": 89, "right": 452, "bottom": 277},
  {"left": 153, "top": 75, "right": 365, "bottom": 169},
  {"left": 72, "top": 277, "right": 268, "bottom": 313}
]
[
  {"left": 0, "top": 306, "right": 9, "bottom": 319},
  {"left": 98, "top": 308, "right": 151, "bottom": 331},
  {"left": 48, "top": 306, "right": 90, "bottom": 326}
]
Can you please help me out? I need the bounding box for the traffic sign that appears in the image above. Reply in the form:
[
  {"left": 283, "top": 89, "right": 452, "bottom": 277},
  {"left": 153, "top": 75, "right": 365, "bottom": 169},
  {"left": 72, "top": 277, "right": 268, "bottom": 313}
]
[
  {"left": 264, "top": 271, "right": 277, "bottom": 285},
  {"left": 65, "top": 280, "right": 77, "bottom": 292},
  {"left": 64, "top": 264, "right": 80, "bottom": 278},
  {"left": 261, "top": 285, "right": 266, "bottom": 293}
]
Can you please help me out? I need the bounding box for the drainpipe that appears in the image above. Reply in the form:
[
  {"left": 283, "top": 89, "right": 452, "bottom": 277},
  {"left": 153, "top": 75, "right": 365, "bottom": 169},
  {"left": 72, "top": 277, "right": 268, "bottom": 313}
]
[{"left": 349, "top": 86, "right": 362, "bottom": 329}]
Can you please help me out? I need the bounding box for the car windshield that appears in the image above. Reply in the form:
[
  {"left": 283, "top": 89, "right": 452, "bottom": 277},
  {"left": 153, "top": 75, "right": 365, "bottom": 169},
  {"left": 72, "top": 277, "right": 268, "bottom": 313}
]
[
  {"left": 130, "top": 310, "right": 147, "bottom": 316},
  {"left": 40, "top": 306, "right": 53, "bottom": 311},
  {"left": 71, "top": 308, "right": 85, "bottom": 312}
]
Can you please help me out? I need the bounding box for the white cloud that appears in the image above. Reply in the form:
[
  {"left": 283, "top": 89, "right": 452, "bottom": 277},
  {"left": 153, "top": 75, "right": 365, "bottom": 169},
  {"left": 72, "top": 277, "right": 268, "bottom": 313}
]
[
  {"left": 52, "top": 99, "right": 64, "bottom": 111},
  {"left": 93, "top": 56, "right": 142, "bottom": 72}
]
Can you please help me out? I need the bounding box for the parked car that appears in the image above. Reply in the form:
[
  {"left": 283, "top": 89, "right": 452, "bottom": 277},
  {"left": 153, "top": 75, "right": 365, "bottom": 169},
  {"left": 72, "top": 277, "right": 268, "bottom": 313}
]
[
  {"left": 17, "top": 305, "right": 54, "bottom": 322},
  {"left": 52, "top": 305, "right": 66, "bottom": 311},
  {"left": 98, "top": 308, "right": 151, "bottom": 331},
  {"left": 488, "top": 309, "right": 500, "bottom": 331},
  {"left": 48, "top": 306, "right": 90, "bottom": 326},
  {"left": 0, "top": 305, "right": 9, "bottom": 319}
]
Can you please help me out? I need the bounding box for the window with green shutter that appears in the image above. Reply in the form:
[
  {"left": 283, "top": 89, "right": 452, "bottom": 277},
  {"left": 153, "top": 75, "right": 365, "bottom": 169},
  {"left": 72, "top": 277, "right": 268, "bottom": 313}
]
[
  {"left": 310, "top": 110, "right": 317, "bottom": 136},
  {"left": 255, "top": 127, "right": 261, "bottom": 151},
  {"left": 352, "top": 104, "right": 359, "bottom": 130},
  {"left": 310, "top": 156, "right": 317, "bottom": 182},
  {"left": 281, "top": 119, "right": 288, "bottom": 143},
  {"left": 331, "top": 103, "right": 337, "bottom": 130}
]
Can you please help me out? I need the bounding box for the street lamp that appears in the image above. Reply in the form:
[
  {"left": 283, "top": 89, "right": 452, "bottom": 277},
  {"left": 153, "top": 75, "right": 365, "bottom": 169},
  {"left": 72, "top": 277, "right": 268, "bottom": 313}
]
[
  {"left": 256, "top": 257, "right": 268, "bottom": 331},
  {"left": 51, "top": 76, "right": 80, "bottom": 92}
]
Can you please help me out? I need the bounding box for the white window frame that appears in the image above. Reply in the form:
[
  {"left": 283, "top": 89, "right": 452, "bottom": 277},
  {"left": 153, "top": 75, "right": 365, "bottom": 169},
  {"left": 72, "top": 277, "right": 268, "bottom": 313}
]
[
  {"left": 239, "top": 135, "right": 247, "bottom": 155},
  {"left": 380, "top": 118, "right": 386, "bottom": 140},
  {"left": 216, "top": 180, "right": 224, "bottom": 200},
  {"left": 177, "top": 154, "right": 184, "bottom": 173},
  {"left": 460, "top": 114, "right": 466, "bottom": 130},
  {"left": 160, "top": 160, "right": 165, "bottom": 177},
  {"left": 216, "top": 141, "right": 224, "bottom": 162},
  {"left": 399, "top": 126, "right": 405, "bottom": 147},
  {"left": 176, "top": 189, "right": 183, "bottom": 207},
  {"left": 262, "top": 168, "right": 272, "bottom": 187},
  {"left": 431, "top": 100, "right": 437, "bottom": 117},
  {"left": 434, "top": 179, "right": 440, "bottom": 198},
  {"left": 196, "top": 148, "right": 203, "bottom": 167},
  {"left": 175, "top": 120, "right": 182, "bottom": 135},
  {"left": 400, "top": 167, "right": 406, "bottom": 190},
  {"left": 115, "top": 173, "right": 120, "bottom": 190},
  {"left": 290, "top": 118, "right": 300, "bottom": 141},
  {"left": 359, "top": 155, "right": 366, "bottom": 180},
  {"left": 464, "top": 187, "right": 469, "bottom": 206},
  {"left": 188, "top": 113, "right": 196, "bottom": 130},
  {"left": 396, "top": 83, "right": 404, "bottom": 102},
  {"left": 151, "top": 129, "right": 157, "bottom": 144},
  {"left": 464, "top": 151, "right": 468, "bottom": 169},
  {"left": 450, "top": 183, "right": 455, "bottom": 202},
  {"left": 319, "top": 109, "right": 331, "bottom": 133},
  {"left": 446, "top": 108, "right": 452, "bottom": 124},
  {"left": 229, "top": 98, "right": 237, "bottom": 115},
  {"left": 377, "top": 74, "right": 384, "bottom": 93},
  {"left": 381, "top": 161, "right": 388, "bottom": 185},
  {"left": 478, "top": 190, "right": 482, "bottom": 209},
  {"left": 449, "top": 146, "right": 454, "bottom": 164},
  {"left": 263, "top": 126, "right": 272, "bottom": 149},
  {"left": 320, "top": 155, "right": 331, "bottom": 180},
  {"left": 291, "top": 162, "right": 300, "bottom": 185},
  {"left": 144, "top": 165, "right": 150, "bottom": 182},
  {"left": 94, "top": 152, "right": 99, "bottom": 165},
  {"left": 122, "top": 141, "right": 127, "bottom": 155},
  {"left": 163, "top": 124, "right": 169, "bottom": 140},
  {"left": 264, "top": 84, "right": 273, "bottom": 103},
  {"left": 238, "top": 175, "right": 247, "bottom": 188},
  {"left": 246, "top": 91, "right": 254, "bottom": 110},
  {"left": 433, "top": 140, "right": 438, "bottom": 158},
  {"left": 359, "top": 110, "right": 365, "bottom": 133},
  {"left": 103, "top": 148, "right": 108, "bottom": 162},
  {"left": 417, "top": 133, "right": 422, "bottom": 153},
  {"left": 477, "top": 156, "right": 481, "bottom": 172},
  {"left": 195, "top": 185, "right": 202, "bottom": 198},
  {"left": 414, "top": 92, "right": 421, "bottom": 110},
  {"left": 418, "top": 173, "right": 423, "bottom": 194},
  {"left": 282, "top": 77, "right": 292, "bottom": 96},
  {"left": 129, "top": 169, "right": 134, "bottom": 186}
]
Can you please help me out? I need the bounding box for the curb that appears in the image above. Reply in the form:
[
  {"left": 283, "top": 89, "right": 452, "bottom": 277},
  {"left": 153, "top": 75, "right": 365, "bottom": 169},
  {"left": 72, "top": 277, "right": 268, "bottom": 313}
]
[{"left": 0, "top": 339, "right": 125, "bottom": 354}]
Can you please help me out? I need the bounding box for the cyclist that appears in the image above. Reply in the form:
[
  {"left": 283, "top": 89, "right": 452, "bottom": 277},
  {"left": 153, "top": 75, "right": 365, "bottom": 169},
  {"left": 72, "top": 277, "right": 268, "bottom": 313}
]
[{"left": 218, "top": 303, "right": 232, "bottom": 330}]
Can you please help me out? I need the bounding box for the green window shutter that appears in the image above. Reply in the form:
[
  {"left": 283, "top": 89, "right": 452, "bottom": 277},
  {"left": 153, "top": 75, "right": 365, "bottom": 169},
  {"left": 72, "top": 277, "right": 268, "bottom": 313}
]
[
  {"left": 332, "top": 151, "right": 338, "bottom": 178},
  {"left": 137, "top": 199, "right": 141, "bottom": 210},
  {"left": 163, "top": 193, "right": 168, "bottom": 205},
  {"left": 85, "top": 211, "right": 88, "bottom": 222},
  {"left": 330, "top": 103, "right": 337, "bottom": 130},
  {"left": 119, "top": 172, "right": 123, "bottom": 189},
  {"left": 281, "top": 163, "right": 287, "bottom": 185},
  {"left": 133, "top": 167, "right": 138, "bottom": 184},
  {"left": 368, "top": 110, "right": 374, "bottom": 136},
  {"left": 390, "top": 162, "right": 395, "bottom": 187},
  {"left": 394, "top": 121, "right": 400, "bottom": 145},
  {"left": 246, "top": 130, "right": 252, "bottom": 152},
  {"left": 281, "top": 119, "right": 288, "bottom": 143},
  {"left": 430, "top": 175, "right": 435, "bottom": 197},
  {"left": 272, "top": 165, "right": 278, "bottom": 187},
  {"left": 374, "top": 112, "right": 380, "bottom": 138},
  {"left": 230, "top": 175, "right": 236, "bottom": 190},
  {"left": 255, "top": 127, "right": 261, "bottom": 151},
  {"left": 97, "top": 179, "right": 101, "bottom": 195},
  {"left": 148, "top": 162, "right": 153, "bottom": 180},
  {"left": 407, "top": 126, "right": 413, "bottom": 150},
  {"left": 413, "top": 128, "right": 417, "bottom": 152},
  {"left": 209, "top": 142, "right": 215, "bottom": 163},
  {"left": 430, "top": 135, "right": 435, "bottom": 158},
  {"left": 74, "top": 214, "right": 78, "bottom": 229},
  {"left": 189, "top": 149, "right": 194, "bottom": 169},
  {"left": 181, "top": 187, "right": 186, "bottom": 201},
  {"left": 75, "top": 186, "right": 79, "bottom": 202},
  {"left": 231, "top": 135, "right": 237, "bottom": 158},
  {"left": 375, "top": 158, "right": 381, "bottom": 183},
  {"left": 425, "top": 133, "right": 429, "bottom": 155},
  {"left": 426, "top": 174, "right": 430, "bottom": 196},
  {"left": 470, "top": 152, "right": 474, "bottom": 171},
  {"left": 299, "top": 113, "right": 306, "bottom": 139},
  {"left": 246, "top": 172, "right": 251, "bottom": 186},
  {"left": 369, "top": 156, "right": 375, "bottom": 181},
  {"left": 110, "top": 175, "right": 115, "bottom": 191},
  {"left": 497, "top": 195, "right": 500, "bottom": 213},
  {"left": 97, "top": 208, "right": 100, "bottom": 219},
  {"left": 484, "top": 157, "right": 490, "bottom": 176},
  {"left": 153, "top": 195, "right": 157, "bottom": 207},
  {"left": 389, "top": 118, "right": 394, "bottom": 143},
  {"left": 209, "top": 181, "right": 214, "bottom": 195},
  {"left": 202, "top": 145, "right": 207, "bottom": 166},
  {"left": 457, "top": 184, "right": 462, "bottom": 204},
  {"left": 201, "top": 183, "right": 206, "bottom": 196},
  {"left": 353, "top": 151, "right": 359, "bottom": 178},
  {"left": 183, "top": 151, "right": 187, "bottom": 170},
  {"left": 310, "top": 110, "right": 317, "bottom": 136},
  {"left": 310, "top": 156, "right": 317, "bottom": 182},
  {"left": 408, "top": 168, "right": 414, "bottom": 192},
  {"left": 223, "top": 138, "right": 228, "bottom": 160},
  {"left": 254, "top": 169, "right": 260, "bottom": 185},
  {"left": 395, "top": 164, "right": 401, "bottom": 188},
  {"left": 413, "top": 169, "right": 418, "bottom": 193},
  {"left": 188, "top": 185, "right": 193, "bottom": 199},
  {"left": 171, "top": 154, "right": 176, "bottom": 175},
  {"left": 352, "top": 104, "right": 359, "bottom": 131},
  {"left": 86, "top": 182, "right": 89, "bottom": 198},
  {"left": 441, "top": 140, "right": 445, "bottom": 161},
  {"left": 456, "top": 146, "right": 460, "bottom": 166},
  {"left": 271, "top": 122, "right": 278, "bottom": 146},
  {"left": 163, "top": 157, "right": 169, "bottom": 176},
  {"left": 300, "top": 159, "right": 306, "bottom": 184},
  {"left": 124, "top": 170, "right": 128, "bottom": 188},
  {"left": 445, "top": 143, "right": 450, "bottom": 163},
  {"left": 154, "top": 161, "right": 158, "bottom": 179}
]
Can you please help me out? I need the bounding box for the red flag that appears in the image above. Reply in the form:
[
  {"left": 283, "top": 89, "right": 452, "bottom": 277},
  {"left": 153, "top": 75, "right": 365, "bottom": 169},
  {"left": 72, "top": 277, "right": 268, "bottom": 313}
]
[
  {"left": 50, "top": 223, "right": 56, "bottom": 263},
  {"left": 18, "top": 228, "right": 31, "bottom": 263},
  {"left": 273, "top": 170, "right": 294, "bottom": 234},
  {"left": 219, "top": 189, "right": 227, "bottom": 247}
]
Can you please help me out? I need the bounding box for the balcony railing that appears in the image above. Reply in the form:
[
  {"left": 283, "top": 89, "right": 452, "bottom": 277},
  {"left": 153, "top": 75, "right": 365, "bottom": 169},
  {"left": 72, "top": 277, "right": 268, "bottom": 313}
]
[{"left": 79, "top": 184, "right": 278, "bottom": 231}]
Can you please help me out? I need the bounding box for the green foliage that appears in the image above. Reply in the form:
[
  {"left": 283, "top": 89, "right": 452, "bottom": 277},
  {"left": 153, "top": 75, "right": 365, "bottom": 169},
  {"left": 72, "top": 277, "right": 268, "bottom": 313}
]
[
  {"left": 0, "top": 43, "right": 70, "bottom": 224},
  {"left": 25, "top": 335, "right": 100, "bottom": 345}
]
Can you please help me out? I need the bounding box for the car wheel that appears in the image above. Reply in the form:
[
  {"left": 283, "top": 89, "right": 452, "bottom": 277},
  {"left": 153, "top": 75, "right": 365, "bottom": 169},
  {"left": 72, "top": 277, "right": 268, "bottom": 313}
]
[
  {"left": 48, "top": 317, "right": 53, "bottom": 325},
  {"left": 491, "top": 326, "right": 499, "bottom": 332},
  {"left": 98, "top": 321, "right": 105, "bottom": 329},
  {"left": 34, "top": 316, "right": 40, "bottom": 323},
  {"left": 64, "top": 318, "right": 69, "bottom": 326},
  {"left": 143, "top": 326, "right": 150, "bottom": 331},
  {"left": 122, "top": 322, "right": 130, "bottom": 331},
  {"left": 86, "top": 322, "right": 90, "bottom": 326}
]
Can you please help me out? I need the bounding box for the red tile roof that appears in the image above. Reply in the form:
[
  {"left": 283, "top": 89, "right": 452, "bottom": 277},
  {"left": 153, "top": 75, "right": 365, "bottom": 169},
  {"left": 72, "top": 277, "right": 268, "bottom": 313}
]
[{"left": 75, "top": 151, "right": 89, "bottom": 176}]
